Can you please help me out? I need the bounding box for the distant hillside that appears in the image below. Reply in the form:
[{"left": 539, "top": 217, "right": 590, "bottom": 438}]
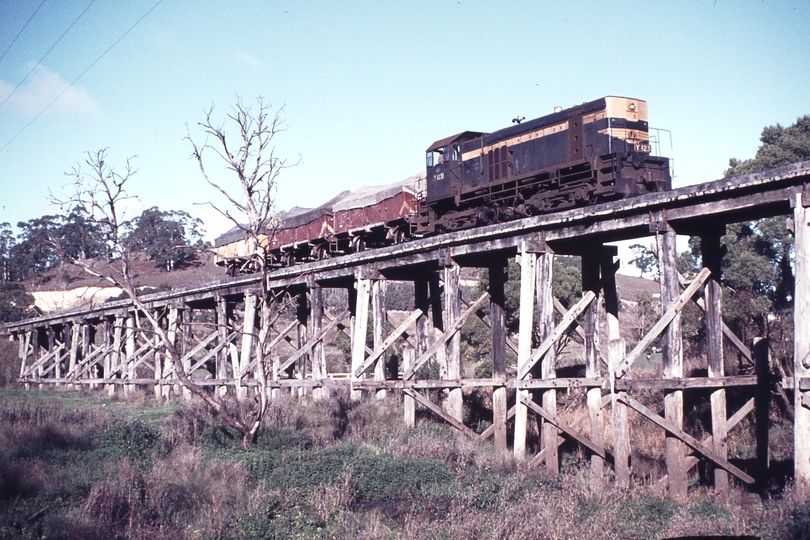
[
  {"left": 24, "top": 252, "right": 226, "bottom": 313},
  {"left": 616, "top": 273, "right": 660, "bottom": 299}
]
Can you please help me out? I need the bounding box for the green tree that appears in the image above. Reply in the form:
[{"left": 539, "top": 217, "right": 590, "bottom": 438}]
[
  {"left": 632, "top": 290, "right": 658, "bottom": 341},
  {"left": 0, "top": 223, "right": 15, "bottom": 282},
  {"left": 123, "top": 207, "right": 206, "bottom": 271},
  {"left": 53, "top": 211, "right": 106, "bottom": 261},
  {"left": 679, "top": 115, "right": 809, "bottom": 366},
  {"left": 629, "top": 243, "right": 659, "bottom": 280},
  {"left": 4, "top": 212, "right": 106, "bottom": 283},
  {"left": 0, "top": 282, "right": 35, "bottom": 322},
  {"left": 725, "top": 115, "right": 810, "bottom": 177},
  {"left": 10, "top": 215, "right": 61, "bottom": 283},
  {"left": 720, "top": 117, "right": 809, "bottom": 364}
]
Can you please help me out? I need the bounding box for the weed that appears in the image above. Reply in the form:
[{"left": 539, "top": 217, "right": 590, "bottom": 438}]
[
  {"left": 689, "top": 496, "right": 731, "bottom": 522},
  {"left": 614, "top": 495, "right": 678, "bottom": 538},
  {"left": 0, "top": 458, "right": 44, "bottom": 499},
  {"left": 787, "top": 503, "right": 810, "bottom": 540},
  {"left": 91, "top": 419, "right": 164, "bottom": 466}
]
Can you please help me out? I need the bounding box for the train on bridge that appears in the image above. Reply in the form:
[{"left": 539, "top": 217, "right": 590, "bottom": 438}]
[{"left": 214, "top": 96, "right": 671, "bottom": 274}]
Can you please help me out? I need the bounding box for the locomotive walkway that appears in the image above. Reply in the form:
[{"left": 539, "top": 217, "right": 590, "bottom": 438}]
[{"left": 7, "top": 160, "right": 810, "bottom": 499}]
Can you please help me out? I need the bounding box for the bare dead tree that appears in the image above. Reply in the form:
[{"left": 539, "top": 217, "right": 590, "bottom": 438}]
[
  {"left": 187, "top": 97, "right": 299, "bottom": 443},
  {"left": 53, "top": 148, "right": 265, "bottom": 446},
  {"left": 187, "top": 96, "right": 294, "bottom": 270}
]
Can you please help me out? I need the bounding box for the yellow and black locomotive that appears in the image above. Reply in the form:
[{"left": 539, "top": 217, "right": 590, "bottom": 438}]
[{"left": 419, "top": 96, "right": 671, "bottom": 233}]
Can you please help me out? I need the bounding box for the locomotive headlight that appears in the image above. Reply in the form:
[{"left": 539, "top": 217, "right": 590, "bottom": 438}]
[{"left": 628, "top": 102, "right": 636, "bottom": 111}]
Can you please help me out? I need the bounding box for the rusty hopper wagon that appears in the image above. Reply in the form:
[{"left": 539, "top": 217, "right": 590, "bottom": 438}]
[{"left": 213, "top": 175, "right": 420, "bottom": 274}]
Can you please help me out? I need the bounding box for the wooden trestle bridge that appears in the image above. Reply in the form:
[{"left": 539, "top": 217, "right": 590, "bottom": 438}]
[{"left": 7, "top": 161, "right": 810, "bottom": 499}]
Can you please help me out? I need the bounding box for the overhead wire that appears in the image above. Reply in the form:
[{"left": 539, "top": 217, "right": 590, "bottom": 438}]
[
  {"left": 0, "top": 0, "right": 48, "bottom": 64},
  {"left": 0, "top": 0, "right": 165, "bottom": 154},
  {"left": 0, "top": 0, "right": 98, "bottom": 110}
]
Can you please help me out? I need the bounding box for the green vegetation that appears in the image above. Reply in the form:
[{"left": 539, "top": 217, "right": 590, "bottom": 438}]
[
  {"left": 0, "top": 388, "right": 803, "bottom": 539},
  {"left": 122, "top": 207, "right": 206, "bottom": 272}
]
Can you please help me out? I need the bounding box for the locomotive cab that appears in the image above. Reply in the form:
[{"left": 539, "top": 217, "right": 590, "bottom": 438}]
[{"left": 425, "top": 131, "right": 483, "bottom": 205}]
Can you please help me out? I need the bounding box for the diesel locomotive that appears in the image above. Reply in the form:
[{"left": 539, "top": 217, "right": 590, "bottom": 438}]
[
  {"left": 419, "top": 95, "right": 670, "bottom": 233},
  {"left": 213, "top": 96, "right": 671, "bottom": 273}
]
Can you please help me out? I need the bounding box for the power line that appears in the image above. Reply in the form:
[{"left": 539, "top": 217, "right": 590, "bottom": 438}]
[
  {"left": 0, "top": 0, "right": 48, "bottom": 65},
  {"left": 0, "top": 0, "right": 165, "bottom": 154},
  {"left": 0, "top": 0, "right": 98, "bottom": 110}
]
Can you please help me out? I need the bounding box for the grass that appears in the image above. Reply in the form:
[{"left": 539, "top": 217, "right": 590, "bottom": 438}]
[{"left": 0, "top": 387, "right": 805, "bottom": 539}]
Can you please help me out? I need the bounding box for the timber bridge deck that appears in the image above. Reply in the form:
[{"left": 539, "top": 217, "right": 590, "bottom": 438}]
[{"left": 7, "top": 160, "right": 810, "bottom": 498}]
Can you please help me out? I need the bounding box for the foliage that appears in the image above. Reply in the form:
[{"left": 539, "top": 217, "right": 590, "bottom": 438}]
[
  {"left": 7, "top": 213, "right": 107, "bottom": 284},
  {"left": 630, "top": 290, "right": 658, "bottom": 341},
  {"left": 9, "top": 215, "right": 61, "bottom": 283},
  {"left": 122, "top": 207, "right": 206, "bottom": 271},
  {"left": 725, "top": 115, "right": 810, "bottom": 177},
  {"left": 675, "top": 115, "right": 810, "bottom": 365},
  {"left": 0, "top": 390, "right": 800, "bottom": 539},
  {"left": 553, "top": 255, "right": 583, "bottom": 308},
  {"left": 629, "top": 243, "right": 659, "bottom": 280},
  {"left": 90, "top": 420, "right": 164, "bottom": 466},
  {"left": 0, "top": 282, "right": 35, "bottom": 323},
  {"left": 0, "top": 223, "right": 15, "bottom": 283},
  {"left": 53, "top": 211, "right": 107, "bottom": 262}
]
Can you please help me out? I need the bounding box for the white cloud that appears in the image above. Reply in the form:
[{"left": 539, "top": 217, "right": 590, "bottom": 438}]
[
  {"left": 234, "top": 52, "right": 262, "bottom": 70},
  {"left": 0, "top": 63, "right": 99, "bottom": 116}
]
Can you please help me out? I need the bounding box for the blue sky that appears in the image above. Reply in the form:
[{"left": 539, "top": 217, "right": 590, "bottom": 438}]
[{"left": 1, "top": 0, "right": 809, "bottom": 261}]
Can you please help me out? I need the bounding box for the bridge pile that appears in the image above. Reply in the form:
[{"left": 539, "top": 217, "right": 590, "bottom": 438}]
[{"left": 7, "top": 161, "right": 810, "bottom": 499}]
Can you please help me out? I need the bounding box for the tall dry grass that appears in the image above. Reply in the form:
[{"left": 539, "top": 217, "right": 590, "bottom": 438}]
[{"left": 0, "top": 387, "right": 807, "bottom": 539}]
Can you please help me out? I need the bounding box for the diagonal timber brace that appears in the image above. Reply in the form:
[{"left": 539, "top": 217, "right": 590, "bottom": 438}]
[
  {"left": 478, "top": 405, "right": 517, "bottom": 441},
  {"left": 238, "top": 320, "right": 299, "bottom": 378},
  {"left": 682, "top": 398, "right": 754, "bottom": 473},
  {"left": 278, "top": 309, "right": 351, "bottom": 374},
  {"left": 677, "top": 272, "right": 752, "bottom": 363},
  {"left": 354, "top": 287, "right": 443, "bottom": 377},
  {"left": 21, "top": 345, "right": 65, "bottom": 378},
  {"left": 38, "top": 347, "right": 71, "bottom": 378},
  {"left": 161, "top": 330, "right": 220, "bottom": 376},
  {"left": 403, "top": 291, "right": 491, "bottom": 380},
  {"left": 618, "top": 392, "right": 755, "bottom": 484},
  {"left": 530, "top": 394, "right": 612, "bottom": 467},
  {"left": 461, "top": 293, "right": 519, "bottom": 355},
  {"left": 188, "top": 331, "right": 238, "bottom": 375},
  {"left": 324, "top": 310, "right": 374, "bottom": 356},
  {"left": 403, "top": 388, "right": 477, "bottom": 437},
  {"left": 518, "top": 291, "right": 596, "bottom": 378},
  {"left": 69, "top": 346, "right": 105, "bottom": 379},
  {"left": 614, "top": 267, "right": 711, "bottom": 379},
  {"left": 519, "top": 393, "right": 605, "bottom": 457}
]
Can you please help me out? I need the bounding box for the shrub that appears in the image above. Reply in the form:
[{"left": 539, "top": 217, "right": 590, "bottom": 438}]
[
  {"left": 268, "top": 442, "right": 453, "bottom": 509},
  {"left": 0, "top": 458, "right": 44, "bottom": 499},
  {"left": 787, "top": 503, "right": 810, "bottom": 540},
  {"left": 91, "top": 419, "right": 163, "bottom": 465},
  {"left": 0, "top": 341, "right": 20, "bottom": 388}
]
